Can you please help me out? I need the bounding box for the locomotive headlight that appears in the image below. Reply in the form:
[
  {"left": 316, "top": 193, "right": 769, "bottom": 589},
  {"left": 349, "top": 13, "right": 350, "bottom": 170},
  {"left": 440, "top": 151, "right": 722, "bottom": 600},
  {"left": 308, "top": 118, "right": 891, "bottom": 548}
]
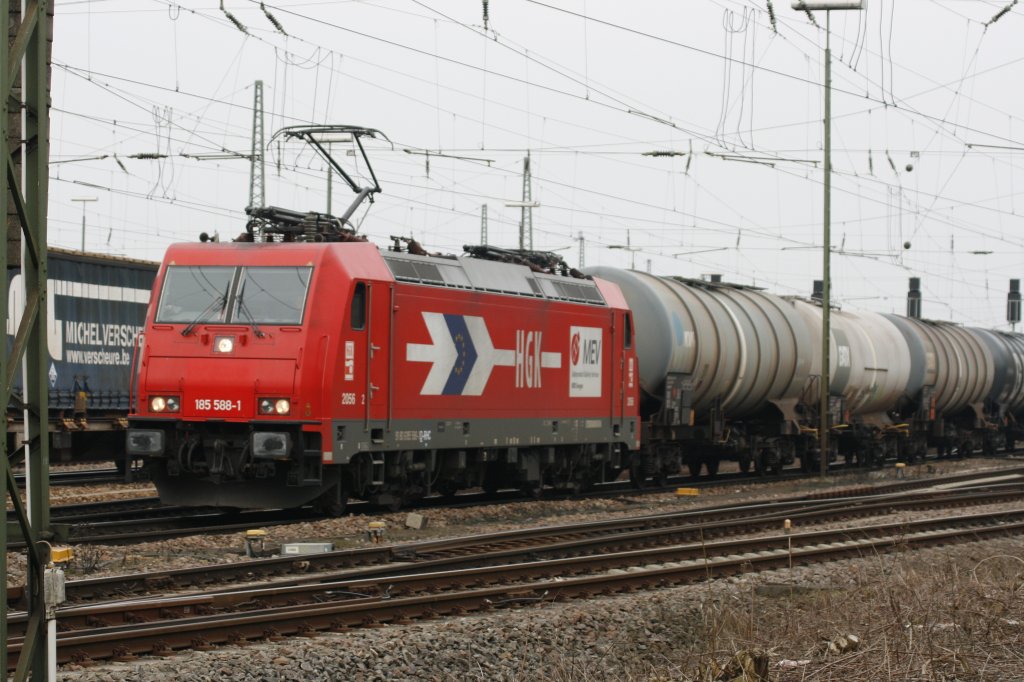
[
  {"left": 259, "top": 398, "right": 290, "bottom": 415},
  {"left": 149, "top": 396, "right": 180, "bottom": 413},
  {"left": 214, "top": 336, "right": 235, "bottom": 354}
]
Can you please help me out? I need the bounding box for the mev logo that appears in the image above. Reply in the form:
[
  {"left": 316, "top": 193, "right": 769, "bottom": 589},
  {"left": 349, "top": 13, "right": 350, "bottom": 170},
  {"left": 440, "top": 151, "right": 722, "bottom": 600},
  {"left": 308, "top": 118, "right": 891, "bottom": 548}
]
[{"left": 569, "top": 326, "right": 602, "bottom": 397}]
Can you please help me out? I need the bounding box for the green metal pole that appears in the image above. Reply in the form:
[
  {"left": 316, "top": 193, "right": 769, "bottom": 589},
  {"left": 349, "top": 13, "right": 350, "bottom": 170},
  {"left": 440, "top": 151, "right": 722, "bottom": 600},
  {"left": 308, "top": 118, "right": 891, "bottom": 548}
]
[
  {"left": 820, "top": 10, "right": 831, "bottom": 477},
  {"left": 26, "top": 1, "right": 51, "bottom": 678},
  {"left": 0, "top": 0, "right": 8, "bottom": 668},
  {"left": 3, "top": 2, "right": 53, "bottom": 676}
]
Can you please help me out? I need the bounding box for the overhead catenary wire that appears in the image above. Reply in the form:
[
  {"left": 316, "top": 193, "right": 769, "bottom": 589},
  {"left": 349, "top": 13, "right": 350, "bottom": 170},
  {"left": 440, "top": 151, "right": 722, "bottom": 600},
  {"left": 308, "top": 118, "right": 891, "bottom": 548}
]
[
  {"left": 48, "top": 0, "right": 1024, "bottom": 326},
  {"left": 56, "top": 49, "right": 1015, "bottom": 251}
]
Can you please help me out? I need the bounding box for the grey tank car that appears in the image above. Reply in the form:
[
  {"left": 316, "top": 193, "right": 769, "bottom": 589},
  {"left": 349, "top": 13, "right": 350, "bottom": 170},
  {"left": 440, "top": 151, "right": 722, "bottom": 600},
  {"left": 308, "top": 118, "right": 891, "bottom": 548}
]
[{"left": 586, "top": 267, "right": 1024, "bottom": 480}]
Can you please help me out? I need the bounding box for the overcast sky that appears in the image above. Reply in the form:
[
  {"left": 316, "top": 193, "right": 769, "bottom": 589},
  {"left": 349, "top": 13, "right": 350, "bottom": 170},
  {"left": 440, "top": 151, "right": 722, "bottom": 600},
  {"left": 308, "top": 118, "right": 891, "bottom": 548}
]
[{"left": 49, "top": 0, "right": 1024, "bottom": 328}]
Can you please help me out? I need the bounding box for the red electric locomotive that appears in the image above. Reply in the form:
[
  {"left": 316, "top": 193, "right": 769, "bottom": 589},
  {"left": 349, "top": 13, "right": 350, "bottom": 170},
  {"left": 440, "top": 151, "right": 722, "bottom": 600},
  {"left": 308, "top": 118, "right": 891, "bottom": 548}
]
[
  {"left": 127, "top": 236, "right": 639, "bottom": 512},
  {"left": 127, "top": 126, "right": 639, "bottom": 512}
]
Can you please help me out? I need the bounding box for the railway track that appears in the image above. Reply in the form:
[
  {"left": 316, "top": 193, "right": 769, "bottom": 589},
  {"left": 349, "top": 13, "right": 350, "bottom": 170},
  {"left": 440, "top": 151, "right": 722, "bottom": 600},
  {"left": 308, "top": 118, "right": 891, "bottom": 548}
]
[
  {"left": 6, "top": 506, "right": 324, "bottom": 552},
  {"left": 12, "top": 462, "right": 1022, "bottom": 553},
  {"left": 23, "top": 473, "right": 1023, "bottom": 608},
  {"left": 6, "top": 481, "right": 1023, "bottom": 669},
  {"left": 13, "top": 467, "right": 125, "bottom": 487}
]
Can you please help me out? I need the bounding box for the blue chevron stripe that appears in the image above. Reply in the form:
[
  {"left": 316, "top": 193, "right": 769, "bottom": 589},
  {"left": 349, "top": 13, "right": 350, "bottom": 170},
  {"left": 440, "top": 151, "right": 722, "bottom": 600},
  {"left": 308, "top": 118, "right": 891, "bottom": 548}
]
[{"left": 442, "top": 314, "right": 477, "bottom": 395}]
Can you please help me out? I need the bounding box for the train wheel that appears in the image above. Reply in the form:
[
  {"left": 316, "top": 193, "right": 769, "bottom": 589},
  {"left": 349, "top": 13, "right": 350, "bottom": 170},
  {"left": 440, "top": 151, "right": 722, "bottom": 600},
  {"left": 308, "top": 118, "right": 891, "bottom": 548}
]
[
  {"left": 521, "top": 483, "right": 544, "bottom": 499},
  {"left": 482, "top": 463, "right": 502, "bottom": 495},
  {"left": 704, "top": 457, "right": 719, "bottom": 478},
  {"left": 629, "top": 460, "right": 652, "bottom": 489},
  {"left": 686, "top": 460, "right": 701, "bottom": 479},
  {"left": 799, "top": 452, "right": 816, "bottom": 473},
  {"left": 738, "top": 454, "right": 752, "bottom": 474},
  {"left": 315, "top": 488, "right": 348, "bottom": 517},
  {"left": 629, "top": 469, "right": 645, "bottom": 489},
  {"left": 436, "top": 482, "right": 460, "bottom": 499}
]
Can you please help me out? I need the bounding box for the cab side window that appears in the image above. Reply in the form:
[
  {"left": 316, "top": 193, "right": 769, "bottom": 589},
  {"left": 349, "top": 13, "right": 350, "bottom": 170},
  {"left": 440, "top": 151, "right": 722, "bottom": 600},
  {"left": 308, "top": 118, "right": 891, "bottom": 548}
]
[
  {"left": 351, "top": 282, "right": 366, "bottom": 330},
  {"left": 624, "top": 313, "right": 633, "bottom": 349}
]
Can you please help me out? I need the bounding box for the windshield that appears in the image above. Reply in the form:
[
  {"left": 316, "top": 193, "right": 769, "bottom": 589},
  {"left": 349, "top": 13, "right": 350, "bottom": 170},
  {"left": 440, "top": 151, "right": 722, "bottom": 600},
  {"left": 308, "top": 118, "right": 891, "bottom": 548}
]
[
  {"left": 155, "top": 265, "right": 313, "bottom": 325},
  {"left": 155, "top": 266, "right": 233, "bottom": 323},
  {"left": 233, "top": 266, "right": 312, "bottom": 325}
]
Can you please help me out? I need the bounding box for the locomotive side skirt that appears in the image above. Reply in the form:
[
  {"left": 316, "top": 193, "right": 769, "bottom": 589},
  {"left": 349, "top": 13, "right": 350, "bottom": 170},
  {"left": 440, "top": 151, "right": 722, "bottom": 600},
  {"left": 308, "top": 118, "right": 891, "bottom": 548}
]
[{"left": 327, "top": 416, "right": 635, "bottom": 464}]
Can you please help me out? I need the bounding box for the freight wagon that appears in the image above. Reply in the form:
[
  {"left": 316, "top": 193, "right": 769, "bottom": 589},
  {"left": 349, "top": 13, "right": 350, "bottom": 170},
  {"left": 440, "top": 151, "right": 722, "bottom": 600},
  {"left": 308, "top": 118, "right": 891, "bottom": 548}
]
[{"left": 6, "top": 248, "right": 157, "bottom": 466}]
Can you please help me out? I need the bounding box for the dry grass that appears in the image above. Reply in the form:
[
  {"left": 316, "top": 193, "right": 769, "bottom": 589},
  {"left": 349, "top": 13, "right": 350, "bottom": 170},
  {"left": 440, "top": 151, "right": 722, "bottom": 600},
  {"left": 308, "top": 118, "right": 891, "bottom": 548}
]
[{"left": 534, "top": 542, "right": 1024, "bottom": 681}]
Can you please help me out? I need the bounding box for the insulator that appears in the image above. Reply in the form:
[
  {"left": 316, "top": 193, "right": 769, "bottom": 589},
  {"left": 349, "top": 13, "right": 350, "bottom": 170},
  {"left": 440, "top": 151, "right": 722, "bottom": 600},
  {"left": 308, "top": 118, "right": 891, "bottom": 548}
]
[
  {"left": 1008, "top": 279, "right": 1021, "bottom": 325},
  {"left": 907, "top": 277, "right": 922, "bottom": 319},
  {"left": 261, "top": 2, "right": 287, "bottom": 34}
]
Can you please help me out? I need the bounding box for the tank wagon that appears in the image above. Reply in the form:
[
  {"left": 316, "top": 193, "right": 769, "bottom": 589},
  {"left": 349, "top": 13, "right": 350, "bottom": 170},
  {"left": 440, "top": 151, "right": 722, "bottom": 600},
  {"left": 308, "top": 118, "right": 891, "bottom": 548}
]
[
  {"left": 586, "top": 269, "right": 1024, "bottom": 480},
  {"left": 6, "top": 248, "right": 157, "bottom": 466}
]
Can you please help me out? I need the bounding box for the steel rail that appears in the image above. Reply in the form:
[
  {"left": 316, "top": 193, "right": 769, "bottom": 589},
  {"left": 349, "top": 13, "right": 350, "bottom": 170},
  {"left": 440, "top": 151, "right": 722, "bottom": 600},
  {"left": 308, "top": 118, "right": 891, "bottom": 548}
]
[
  {"left": 10, "top": 477, "right": 1022, "bottom": 609},
  {"left": 7, "top": 510, "right": 1024, "bottom": 668},
  {"left": 10, "top": 505, "right": 1024, "bottom": 637}
]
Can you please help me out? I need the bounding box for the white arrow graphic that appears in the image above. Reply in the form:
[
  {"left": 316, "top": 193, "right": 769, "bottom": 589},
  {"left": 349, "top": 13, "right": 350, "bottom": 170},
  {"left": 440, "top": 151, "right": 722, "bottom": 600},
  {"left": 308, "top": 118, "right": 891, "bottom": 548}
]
[
  {"left": 405, "top": 312, "right": 458, "bottom": 395},
  {"left": 407, "top": 312, "right": 563, "bottom": 396},
  {"left": 463, "top": 315, "right": 514, "bottom": 396}
]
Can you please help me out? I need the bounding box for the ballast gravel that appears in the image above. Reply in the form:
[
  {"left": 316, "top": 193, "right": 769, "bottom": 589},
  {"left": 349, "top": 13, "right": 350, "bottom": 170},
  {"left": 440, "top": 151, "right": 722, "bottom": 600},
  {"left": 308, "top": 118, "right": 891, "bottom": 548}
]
[
  {"left": 6, "top": 457, "right": 1023, "bottom": 679},
  {"left": 56, "top": 534, "right": 1024, "bottom": 681},
  {"left": 10, "top": 457, "right": 1016, "bottom": 590}
]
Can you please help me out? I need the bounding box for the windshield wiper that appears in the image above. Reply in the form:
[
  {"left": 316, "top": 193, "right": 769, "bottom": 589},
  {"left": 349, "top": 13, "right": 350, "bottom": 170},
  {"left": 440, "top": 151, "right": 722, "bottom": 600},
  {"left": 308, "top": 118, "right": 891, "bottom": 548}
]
[
  {"left": 234, "top": 296, "right": 266, "bottom": 338},
  {"left": 181, "top": 295, "right": 226, "bottom": 337}
]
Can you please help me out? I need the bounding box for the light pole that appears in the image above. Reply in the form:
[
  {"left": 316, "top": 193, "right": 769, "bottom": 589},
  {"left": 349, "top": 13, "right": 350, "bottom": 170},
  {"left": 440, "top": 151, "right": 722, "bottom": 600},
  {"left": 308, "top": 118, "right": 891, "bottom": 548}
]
[
  {"left": 791, "top": 1, "right": 865, "bottom": 477},
  {"left": 71, "top": 196, "right": 98, "bottom": 252}
]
